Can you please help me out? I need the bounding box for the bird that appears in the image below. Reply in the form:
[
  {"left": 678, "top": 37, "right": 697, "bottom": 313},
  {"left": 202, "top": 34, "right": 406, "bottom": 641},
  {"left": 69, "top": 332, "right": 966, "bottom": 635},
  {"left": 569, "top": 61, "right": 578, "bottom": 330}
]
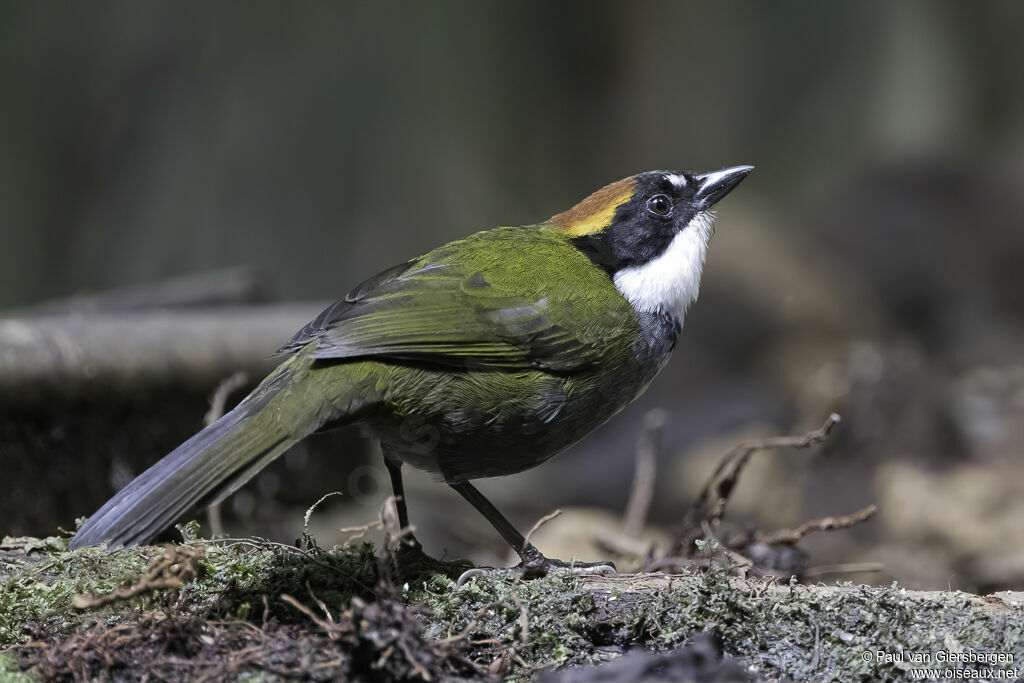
[{"left": 69, "top": 165, "right": 753, "bottom": 577}]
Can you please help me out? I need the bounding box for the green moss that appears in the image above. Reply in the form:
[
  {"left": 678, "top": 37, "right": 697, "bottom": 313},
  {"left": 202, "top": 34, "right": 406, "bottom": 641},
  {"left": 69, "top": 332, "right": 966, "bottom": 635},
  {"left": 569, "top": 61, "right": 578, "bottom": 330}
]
[
  {"left": 0, "top": 652, "right": 34, "bottom": 683},
  {"left": 3, "top": 534, "right": 1022, "bottom": 682},
  {"left": 408, "top": 564, "right": 1024, "bottom": 680},
  {"left": 619, "top": 573, "right": 1023, "bottom": 682},
  {"left": 0, "top": 533, "right": 379, "bottom": 649},
  {"left": 0, "top": 535, "right": 155, "bottom": 646},
  {"left": 411, "top": 569, "right": 626, "bottom": 669}
]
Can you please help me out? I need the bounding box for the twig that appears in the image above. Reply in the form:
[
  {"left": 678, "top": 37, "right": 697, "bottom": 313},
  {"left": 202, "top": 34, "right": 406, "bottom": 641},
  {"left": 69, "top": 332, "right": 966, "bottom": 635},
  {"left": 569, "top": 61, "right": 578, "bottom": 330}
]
[
  {"left": 204, "top": 371, "right": 249, "bottom": 426},
  {"left": 522, "top": 509, "right": 562, "bottom": 551},
  {"left": 307, "top": 583, "right": 337, "bottom": 631},
  {"left": 672, "top": 414, "right": 841, "bottom": 554},
  {"left": 204, "top": 371, "right": 250, "bottom": 538},
  {"left": 756, "top": 505, "right": 877, "bottom": 545},
  {"left": 514, "top": 596, "right": 530, "bottom": 646},
  {"left": 339, "top": 519, "right": 383, "bottom": 547},
  {"left": 197, "top": 537, "right": 311, "bottom": 555},
  {"left": 72, "top": 545, "right": 204, "bottom": 609},
  {"left": 378, "top": 495, "right": 416, "bottom": 547},
  {"left": 398, "top": 639, "right": 432, "bottom": 681},
  {"left": 206, "top": 505, "right": 224, "bottom": 542},
  {"left": 622, "top": 409, "right": 664, "bottom": 537},
  {"left": 280, "top": 594, "right": 336, "bottom": 636},
  {"left": 299, "top": 491, "right": 344, "bottom": 549}
]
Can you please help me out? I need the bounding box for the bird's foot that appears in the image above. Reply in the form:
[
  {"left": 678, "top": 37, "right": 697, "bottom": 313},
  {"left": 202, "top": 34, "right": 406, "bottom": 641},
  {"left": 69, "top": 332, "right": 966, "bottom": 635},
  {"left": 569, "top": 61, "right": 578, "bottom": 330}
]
[
  {"left": 455, "top": 546, "right": 616, "bottom": 587},
  {"left": 392, "top": 536, "right": 425, "bottom": 564},
  {"left": 391, "top": 537, "right": 474, "bottom": 581}
]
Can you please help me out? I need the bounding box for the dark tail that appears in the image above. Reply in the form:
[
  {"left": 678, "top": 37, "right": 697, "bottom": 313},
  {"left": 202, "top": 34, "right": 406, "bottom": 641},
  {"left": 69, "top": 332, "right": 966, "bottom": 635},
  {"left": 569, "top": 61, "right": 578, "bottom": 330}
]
[{"left": 70, "top": 356, "right": 326, "bottom": 549}]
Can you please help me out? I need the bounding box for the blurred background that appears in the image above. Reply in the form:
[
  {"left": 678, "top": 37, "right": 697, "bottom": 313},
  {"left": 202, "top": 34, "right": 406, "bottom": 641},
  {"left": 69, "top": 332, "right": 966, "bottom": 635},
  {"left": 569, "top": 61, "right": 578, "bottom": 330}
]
[{"left": 2, "top": 0, "right": 1023, "bottom": 592}]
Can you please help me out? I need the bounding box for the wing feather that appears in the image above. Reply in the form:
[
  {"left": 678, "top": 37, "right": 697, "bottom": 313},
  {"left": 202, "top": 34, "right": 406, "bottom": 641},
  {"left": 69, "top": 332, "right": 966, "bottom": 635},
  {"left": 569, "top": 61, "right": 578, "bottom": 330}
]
[{"left": 277, "top": 227, "right": 631, "bottom": 371}]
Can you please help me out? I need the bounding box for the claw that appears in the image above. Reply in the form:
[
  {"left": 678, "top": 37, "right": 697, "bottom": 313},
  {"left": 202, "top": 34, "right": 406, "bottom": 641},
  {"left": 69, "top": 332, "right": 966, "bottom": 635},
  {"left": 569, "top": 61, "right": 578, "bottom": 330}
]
[
  {"left": 455, "top": 567, "right": 493, "bottom": 587},
  {"left": 568, "top": 562, "right": 617, "bottom": 576},
  {"left": 454, "top": 558, "right": 617, "bottom": 588},
  {"left": 537, "top": 557, "right": 617, "bottom": 576}
]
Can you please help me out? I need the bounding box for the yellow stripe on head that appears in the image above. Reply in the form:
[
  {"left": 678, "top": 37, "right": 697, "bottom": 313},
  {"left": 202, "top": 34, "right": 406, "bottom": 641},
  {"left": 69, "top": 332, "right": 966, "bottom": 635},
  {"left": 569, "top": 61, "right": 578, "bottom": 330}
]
[{"left": 549, "top": 177, "right": 636, "bottom": 236}]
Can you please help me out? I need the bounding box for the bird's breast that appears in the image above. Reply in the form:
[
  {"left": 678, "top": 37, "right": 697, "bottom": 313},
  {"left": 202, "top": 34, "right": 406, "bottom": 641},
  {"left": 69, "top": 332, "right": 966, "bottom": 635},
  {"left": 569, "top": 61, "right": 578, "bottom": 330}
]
[{"left": 368, "top": 327, "right": 674, "bottom": 481}]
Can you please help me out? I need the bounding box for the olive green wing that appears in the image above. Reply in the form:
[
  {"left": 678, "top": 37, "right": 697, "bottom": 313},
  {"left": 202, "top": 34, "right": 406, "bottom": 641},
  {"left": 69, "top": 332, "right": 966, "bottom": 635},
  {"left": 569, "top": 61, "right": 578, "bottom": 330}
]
[{"left": 277, "top": 228, "right": 634, "bottom": 371}]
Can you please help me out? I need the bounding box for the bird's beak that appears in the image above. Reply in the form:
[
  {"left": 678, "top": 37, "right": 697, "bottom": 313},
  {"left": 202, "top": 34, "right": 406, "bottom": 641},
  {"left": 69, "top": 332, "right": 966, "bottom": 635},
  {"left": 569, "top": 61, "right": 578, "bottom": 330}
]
[{"left": 694, "top": 165, "right": 754, "bottom": 208}]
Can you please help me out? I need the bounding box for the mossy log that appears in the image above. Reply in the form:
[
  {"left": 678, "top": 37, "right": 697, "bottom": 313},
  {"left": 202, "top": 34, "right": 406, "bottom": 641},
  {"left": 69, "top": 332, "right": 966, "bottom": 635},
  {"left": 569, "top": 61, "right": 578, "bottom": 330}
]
[
  {"left": 8, "top": 267, "right": 272, "bottom": 317},
  {"left": 1, "top": 535, "right": 1022, "bottom": 682},
  {"left": 0, "top": 303, "right": 326, "bottom": 405}
]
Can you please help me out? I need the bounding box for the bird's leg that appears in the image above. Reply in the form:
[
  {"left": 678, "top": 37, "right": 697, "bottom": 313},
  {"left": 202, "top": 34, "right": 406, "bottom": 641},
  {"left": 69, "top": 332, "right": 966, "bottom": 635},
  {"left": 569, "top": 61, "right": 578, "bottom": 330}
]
[
  {"left": 383, "top": 458, "right": 420, "bottom": 549},
  {"left": 383, "top": 457, "right": 473, "bottom": 579},
  {"left": 448, "top": 480, "right": 616, "bottom": 584}
]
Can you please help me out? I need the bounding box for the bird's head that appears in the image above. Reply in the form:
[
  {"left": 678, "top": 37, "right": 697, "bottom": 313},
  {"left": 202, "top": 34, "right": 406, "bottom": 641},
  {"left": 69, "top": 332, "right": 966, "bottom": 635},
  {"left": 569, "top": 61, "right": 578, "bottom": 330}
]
[{"left": 551, "top": 166, "right": 752, "bottom": 320}]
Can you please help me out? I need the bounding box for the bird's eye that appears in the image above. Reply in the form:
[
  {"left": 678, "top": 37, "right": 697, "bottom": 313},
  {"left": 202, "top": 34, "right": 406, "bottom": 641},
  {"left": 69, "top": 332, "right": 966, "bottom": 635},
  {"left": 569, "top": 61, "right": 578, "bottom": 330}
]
[{"left": 647, "top": 195, "right": 672, "bottom": 216}]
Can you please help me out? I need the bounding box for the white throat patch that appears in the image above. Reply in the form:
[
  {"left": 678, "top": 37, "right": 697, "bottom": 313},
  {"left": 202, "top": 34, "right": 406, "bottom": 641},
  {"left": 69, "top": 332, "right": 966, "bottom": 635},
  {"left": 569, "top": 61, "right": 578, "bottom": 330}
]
[{"left": 612, "top": 211, "right": 714, "bottom": 321}]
